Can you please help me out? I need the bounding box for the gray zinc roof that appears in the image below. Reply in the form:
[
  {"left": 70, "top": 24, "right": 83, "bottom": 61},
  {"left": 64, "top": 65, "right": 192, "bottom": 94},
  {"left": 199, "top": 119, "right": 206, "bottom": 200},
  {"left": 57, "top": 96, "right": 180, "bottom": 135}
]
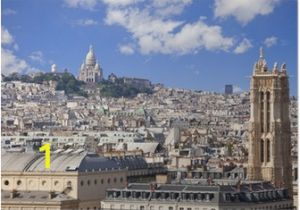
[{"left": 1, "top": 152, "right": 123, "bottom": 173}]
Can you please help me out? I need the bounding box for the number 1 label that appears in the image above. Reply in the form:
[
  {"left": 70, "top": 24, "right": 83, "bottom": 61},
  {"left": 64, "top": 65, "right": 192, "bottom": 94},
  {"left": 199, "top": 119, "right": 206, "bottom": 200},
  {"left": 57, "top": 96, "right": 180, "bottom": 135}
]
[{"left": 39, "top": 143, "right": 51, "bottom": 169}]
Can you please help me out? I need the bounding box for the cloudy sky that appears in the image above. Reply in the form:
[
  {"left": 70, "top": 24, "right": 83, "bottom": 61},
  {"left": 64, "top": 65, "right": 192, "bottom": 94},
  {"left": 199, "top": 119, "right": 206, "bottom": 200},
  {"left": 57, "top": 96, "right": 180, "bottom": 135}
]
[{"left": 2, "top": 0, "right": 297, "bottom": 95}]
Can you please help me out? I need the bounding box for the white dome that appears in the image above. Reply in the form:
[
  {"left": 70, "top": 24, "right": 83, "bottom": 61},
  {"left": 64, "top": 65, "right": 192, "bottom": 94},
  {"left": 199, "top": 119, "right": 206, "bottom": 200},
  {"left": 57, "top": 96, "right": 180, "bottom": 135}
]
[
  {"left": 51, "top": 64, "right": 57, "bottom": 73},
  {"left": 95, "top": 62, "right": 100, "bottom": 70},
  {"left": 81, "top": 62, "right": 85, "bottom": 70},
  {"left": 85, "top": 45, "right": 96, "bottom": 66}
]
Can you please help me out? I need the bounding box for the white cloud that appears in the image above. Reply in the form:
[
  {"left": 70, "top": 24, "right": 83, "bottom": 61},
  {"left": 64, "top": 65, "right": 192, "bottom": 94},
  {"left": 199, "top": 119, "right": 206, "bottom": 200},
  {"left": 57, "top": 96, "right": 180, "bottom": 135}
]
[
  {"left": 3, "top": 8, "right": 17, "bottom": 16},
  {"left": 75, "top": 18, "right": 98, "bottom": 26},
  {"left": 119, "top": 44, "right": 135, "bottom": 55},
  {"left": 2, "top": 26, "right": 14, "bottom": 45},
  {"left": 2, "top": 48, "right": 37, "bottom": 75},
  {"left": 264, "top": 36, "right": 278, "bottom": 47},
  {"left": 214, "top": 0, "right": 280, "bottom": 25},
  {"left": 233, "top": 38, "right": 252, "bottom": 54},
  {"left": 64, "top": 0, "right": 98, "bottom": 10},
  {"left": 105, "top": 7, "right": 234, "bottom": 55},
  {"left": 152, "top": 0, "right": 193, "bottom": 17},
  {"left": 102, "top": 0, "right": 142, "bottom": 7},
  {"left": 1, "top": 26, "right": 40, "bottom": 75},
  {"left": 29, "top": 51, "right": 44, "bottom": 63}
]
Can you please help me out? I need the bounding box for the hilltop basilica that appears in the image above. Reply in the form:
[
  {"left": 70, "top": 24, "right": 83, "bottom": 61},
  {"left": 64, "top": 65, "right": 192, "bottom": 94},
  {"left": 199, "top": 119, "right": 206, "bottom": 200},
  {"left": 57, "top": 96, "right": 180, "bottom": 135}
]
[{"left": 78, "top": 45, "right": 103, "bottom": 83}]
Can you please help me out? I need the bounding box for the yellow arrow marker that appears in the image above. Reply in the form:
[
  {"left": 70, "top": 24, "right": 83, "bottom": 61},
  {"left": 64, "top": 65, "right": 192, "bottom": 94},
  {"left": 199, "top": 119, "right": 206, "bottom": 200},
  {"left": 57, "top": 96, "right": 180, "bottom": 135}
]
[{"left": 39, "top": 143, "right": 51, "bottom": 169}]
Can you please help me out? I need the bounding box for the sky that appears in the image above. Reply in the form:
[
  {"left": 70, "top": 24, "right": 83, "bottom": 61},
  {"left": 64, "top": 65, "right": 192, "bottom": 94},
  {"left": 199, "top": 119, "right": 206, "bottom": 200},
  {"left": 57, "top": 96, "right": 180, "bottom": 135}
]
[{"left": 1, "top": 0, "right": 298, "bottom": 96}]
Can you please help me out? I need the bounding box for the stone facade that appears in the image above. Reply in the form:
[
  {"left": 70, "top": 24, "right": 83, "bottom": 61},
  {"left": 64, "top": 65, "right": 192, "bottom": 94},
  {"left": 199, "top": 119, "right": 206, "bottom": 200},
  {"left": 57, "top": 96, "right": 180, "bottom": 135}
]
[
  {"left": 78, "top": 45, "right": 103, "bottom": 83},
  {"left": 247, "top": 48, "right": 293, "bottom": 196}
]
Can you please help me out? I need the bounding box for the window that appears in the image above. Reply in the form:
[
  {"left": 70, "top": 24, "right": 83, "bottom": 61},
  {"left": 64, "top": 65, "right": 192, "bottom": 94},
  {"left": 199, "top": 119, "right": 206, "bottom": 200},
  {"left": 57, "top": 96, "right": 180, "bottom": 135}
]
[
  {"left": 266, "top": 91, "right": 271, "bottom": 132},
  {"left": 4, "top": 180, "right": 9, "bottom": 186},
  {"left": 42, "top": 180, "right": 46, "bottom": 186},
  {"left": 179, "top": 208, "right": 184, "bottom": 210},
  {"left": 94, "top": 179, "right": 97, "bottom": 185},
  {"left": 107, "top": 178, "right": 111, "bottom": 184},
  {"left": 54, "top": 181, "right": 59, "bottom": 186},
  {"left": 140, "top": 206, "right": 145, "bottom": 210},
  {"left": 80, "top": 180, "right": 84, "bottom": 186},
  {"left": 101, "top": 179, "right": 104, "bottom": 184},
  {"left": 120, "top": 177, "right": 124, "bottom": 183},
  {"left": 169, "top": 207, "right": 174, "bottom": 210},
  {"left": 267, "top": 139, "right": 271, "bottom": 162},
  {"left": 260, "top": 92, "right": 264, "bottom": 133},
  {"left": 17, "top": 180, "right": 22, "bottom": 185},
  {"left": 261, "top": 139, "right": 264, "bottom": 163},
  {"left": 87, "top": 180, "right": 90, "bottom": 185},
  {"left": 114, "top": 178, "right": 117, "bottom": 183}
]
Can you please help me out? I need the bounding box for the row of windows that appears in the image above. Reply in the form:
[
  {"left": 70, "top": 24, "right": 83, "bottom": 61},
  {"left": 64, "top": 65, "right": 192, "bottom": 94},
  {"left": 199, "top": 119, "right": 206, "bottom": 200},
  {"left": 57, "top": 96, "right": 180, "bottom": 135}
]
[
  {"left": 109, "top": 206, "right": 216, "bottom": 210},
  {"left": 105, "top": 205, "right": 292, "bottom": 210},
  {"left": 80, "top": 177, "right": 124, "bottom": 186},
  {"left": 3, "top": 180, "right": 72, "bottom": 187},
  {"left": 80, "top": 207, "right": 100, "bottom": 210}
]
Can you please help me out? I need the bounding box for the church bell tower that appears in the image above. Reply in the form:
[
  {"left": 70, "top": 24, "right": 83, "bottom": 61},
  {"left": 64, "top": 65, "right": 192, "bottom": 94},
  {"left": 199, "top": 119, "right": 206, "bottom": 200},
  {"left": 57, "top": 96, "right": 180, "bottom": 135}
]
[{"left": 247, "top": 48, "right": 292, "bottom": 195}]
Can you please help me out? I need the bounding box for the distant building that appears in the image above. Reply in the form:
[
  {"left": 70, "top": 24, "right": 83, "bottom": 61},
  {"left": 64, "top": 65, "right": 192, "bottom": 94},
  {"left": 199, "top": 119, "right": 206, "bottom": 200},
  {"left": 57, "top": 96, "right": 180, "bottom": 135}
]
[
  {"left": 108, "top": 73, "right": 117, "bottom": 83},
  {"left": 1, "top": 152, "right": 126, "bottom": 210},
  {"left": 78, "top": 45, "right": 103, "bottom": 83},
  {"left": 51, "top": 64, "right": 57, "bottom": 73},
  {"left": 225, "top": 84, "right": 233, "bottom": 94},
  {"left": 123, "top": 77, "right": 152, "bottom": 89},
  {"left": 101, "top": 182, "right": 293, "bottom": 210}
]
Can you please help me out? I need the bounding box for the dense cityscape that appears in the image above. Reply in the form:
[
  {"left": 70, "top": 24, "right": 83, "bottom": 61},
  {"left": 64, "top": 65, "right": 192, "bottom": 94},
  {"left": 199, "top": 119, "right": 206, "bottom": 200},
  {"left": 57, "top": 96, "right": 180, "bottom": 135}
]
[
  {"left": 1, "top": 47, "right": 298, "bottom": 209},
  {"left": 1, "top": 0, "right": 297, "bottom": 209}
]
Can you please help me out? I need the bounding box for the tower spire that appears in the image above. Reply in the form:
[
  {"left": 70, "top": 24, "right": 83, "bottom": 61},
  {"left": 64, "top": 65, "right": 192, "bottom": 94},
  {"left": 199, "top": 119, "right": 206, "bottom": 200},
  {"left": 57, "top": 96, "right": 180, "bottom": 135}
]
[{"left": 259, "top": 47, "right": 264, "bottom": 59}]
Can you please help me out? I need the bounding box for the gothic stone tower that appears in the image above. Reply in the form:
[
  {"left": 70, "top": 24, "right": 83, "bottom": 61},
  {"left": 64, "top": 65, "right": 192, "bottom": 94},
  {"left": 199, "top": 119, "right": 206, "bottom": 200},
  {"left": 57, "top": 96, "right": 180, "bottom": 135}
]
[{"left": 247, "top": 48, "right": 292, "bottom": 195}]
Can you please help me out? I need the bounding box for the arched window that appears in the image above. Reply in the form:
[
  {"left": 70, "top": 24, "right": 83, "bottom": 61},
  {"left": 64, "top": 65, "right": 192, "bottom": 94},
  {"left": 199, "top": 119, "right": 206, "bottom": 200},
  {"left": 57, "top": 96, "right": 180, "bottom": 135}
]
[
  {"left": 266, "top": 91, "right": 271, "bottom": 132},
  {"left": 267, "top": 139, "right": 271, "bottom": 162},
  {"left": 261, "top": 139, "right": 264, "bottom": 162},
  {"left": 260, "top": 92, "right": 264, "bottom": 133}
]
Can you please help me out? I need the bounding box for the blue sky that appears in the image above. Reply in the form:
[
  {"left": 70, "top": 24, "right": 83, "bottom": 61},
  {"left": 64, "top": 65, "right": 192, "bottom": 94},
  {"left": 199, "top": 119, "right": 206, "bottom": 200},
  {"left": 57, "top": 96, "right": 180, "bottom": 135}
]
[{"left": 1, "top": 0, "right": 297, "bottom": 96}]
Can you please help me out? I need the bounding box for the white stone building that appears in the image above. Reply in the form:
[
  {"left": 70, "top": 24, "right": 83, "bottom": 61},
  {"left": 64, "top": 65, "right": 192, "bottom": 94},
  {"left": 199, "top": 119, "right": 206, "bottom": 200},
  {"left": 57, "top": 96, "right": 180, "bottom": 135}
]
[{"left": 78, "top": 45, "right": 103, "bottom": 83}]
